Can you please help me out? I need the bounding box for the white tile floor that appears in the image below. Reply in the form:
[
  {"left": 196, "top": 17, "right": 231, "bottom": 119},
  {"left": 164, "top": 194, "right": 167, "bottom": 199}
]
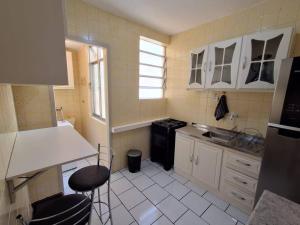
[{"left": 63, "top": 158, "right": 250, "bottom": 225}]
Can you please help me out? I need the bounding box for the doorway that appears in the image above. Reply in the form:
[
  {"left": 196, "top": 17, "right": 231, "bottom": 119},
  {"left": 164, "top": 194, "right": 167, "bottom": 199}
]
[{"left": 53, "top": 39, "right": 111, "bottom": 194}]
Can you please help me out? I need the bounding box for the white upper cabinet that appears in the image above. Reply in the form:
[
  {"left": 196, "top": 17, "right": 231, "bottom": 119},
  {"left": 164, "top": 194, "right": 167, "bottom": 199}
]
[
  {"left": 188, "top": 46, "right": 208, "bottom": 89},
  {"left": 238, "top": 27, "right": 293, "bottom": 90},
  {"left": 0, "top": 0, "right": 67, "bottom": 85},
  {"left": 206, "top": 37, "right": 242, "bottom": 89}
]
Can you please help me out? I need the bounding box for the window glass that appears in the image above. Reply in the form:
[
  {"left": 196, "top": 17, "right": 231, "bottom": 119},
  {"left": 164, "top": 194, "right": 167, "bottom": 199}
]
[
  {"left": 212, "top": 66, "right": 222, "bottom": 84},
  {"left": 189, "top": 70, "right": 196, "bottom": 85},
  {"left": 224, "top": 43, "right": 236, "bottom": 64},
  {"left": 89, "top": 46, "right": 105, "bottom": 120},
  {"left": 246, "top": 62, "right": 261, "bottom": 84},
  {"left": 197, "top": 51, "right": 204, "bottom": 68},
  {"left": 195, "top": 69, "right": 202, "bottom": 84},
  {"left": 191, "top": 53, "right": 197, "bottom": 68},
  {"left": 140, "top": 39, "right": 164, "bottom": 56},
  {"left": 139, "top": 77, "right": 163, "bottom": 87},
  {"left": 260, "top": 61, "right": 274, "bottom": 84},
  {"left": 139, "top": 37, "right": 166, "bottom": 99},
  {"left": 251, "top": 39, "right": 264, "bottom": 61},
  {"left": 140, "top": 52, "right": 164, "bottom": 67},
  {"left": 222, "top": 65, "right": 231, "bottom": 84},
  {"left": 264, "top": 34, "right": 283, "bottom": 60},
  {"left": 215, "top": 48, "right": 224, "bottom": 65},
  {"left": 140, "top": 64, "right": 164, "bottom": 77}
]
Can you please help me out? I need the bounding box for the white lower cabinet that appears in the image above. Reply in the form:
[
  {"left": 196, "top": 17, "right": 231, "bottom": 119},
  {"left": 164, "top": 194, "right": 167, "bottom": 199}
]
[
  {"left": 174, "top": 133, "right": 222, "bottom": 190},
  {"left": 174, "top": 133, "right": 195, "bottom": 176},
  {"left": 220, "top": 152, "right": 261, "bottom": 211},
  {"left": 174, "top": 132, "right": 262, "bottom": 213},
  {"left": 192, "top": 142, "right": 223, "bottom": 189}
]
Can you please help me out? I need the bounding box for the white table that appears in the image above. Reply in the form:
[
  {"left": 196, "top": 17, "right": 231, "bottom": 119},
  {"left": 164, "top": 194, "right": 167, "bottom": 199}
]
[{"left": 6, "top": 126, "right": 98, "bottom": 202}]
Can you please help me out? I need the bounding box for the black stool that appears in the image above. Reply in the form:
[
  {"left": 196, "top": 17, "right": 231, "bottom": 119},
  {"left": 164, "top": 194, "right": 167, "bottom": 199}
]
[
  {"left": 68, "top": 144, "right": 114, "bottom": 225},
  {"left": 16, "top": 193, "right": 92, "bottom": 225}
]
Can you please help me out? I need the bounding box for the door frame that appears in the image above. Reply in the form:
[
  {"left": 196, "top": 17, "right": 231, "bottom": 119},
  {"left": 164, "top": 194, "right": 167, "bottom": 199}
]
[{"left": 64, "top": 34, "right": 112, "bottom": 152}]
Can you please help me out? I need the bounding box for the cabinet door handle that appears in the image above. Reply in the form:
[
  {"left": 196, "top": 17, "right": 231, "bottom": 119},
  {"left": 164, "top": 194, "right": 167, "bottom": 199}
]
[
  {"left": 189, "top": 154, "right": 193, "bottom": 162},
  {"left": 236, "top": 159, "right": 251, "bottom": 167},
  {"left": 231, "top": 192, "right": 246, "bottom": 201},
  {"left": 233, "top": 176, "right": 248, "bottom": 185},
  {"left": 242, "top": 56, "right": 247, "bottom": 69},
  {"left": 195, "top": 156, "right": 199, "bottom": 165}
]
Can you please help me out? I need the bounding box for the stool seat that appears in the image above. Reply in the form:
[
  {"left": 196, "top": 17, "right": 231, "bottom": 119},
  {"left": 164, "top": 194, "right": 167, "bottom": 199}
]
[
  {"left": 30, "top": 194, "right": 90, "bottom": 225},
  {"left": 68, "top": 165, "right": 110, "bottom": 192}
]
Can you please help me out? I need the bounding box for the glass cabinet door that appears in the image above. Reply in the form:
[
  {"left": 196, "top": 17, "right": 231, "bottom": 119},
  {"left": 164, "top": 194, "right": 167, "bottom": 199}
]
[
  {"left": 189, "top": 47, "right": 207, "bottom": 88},
  {"left": 189, "top": 53, "right": 197, "bottom": 85},
  {"left": 207, "top": 38, "right": 241, "bottom": 89},
  {"left": 211, "top": 43, "right": 236, "bottom": 85},
  {"left": 239, "top": 27, "right": 293, "bottom": 89},
  {"left": 245, "top": 34, "right": 283, "bottom": 85}
]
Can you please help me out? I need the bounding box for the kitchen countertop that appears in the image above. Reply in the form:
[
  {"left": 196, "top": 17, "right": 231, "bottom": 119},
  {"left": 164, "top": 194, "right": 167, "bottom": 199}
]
[
  {"left": 176, "top": 125, "right": 264, "bottom": 158},
  {"left": 247, "top": 190, "right": 300, "bottom": 225}
]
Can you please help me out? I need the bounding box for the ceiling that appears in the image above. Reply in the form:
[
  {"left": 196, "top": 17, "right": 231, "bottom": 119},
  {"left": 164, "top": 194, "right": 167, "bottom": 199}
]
[{"left": 83, "top": 0, "right": 263, "bottom": 35}]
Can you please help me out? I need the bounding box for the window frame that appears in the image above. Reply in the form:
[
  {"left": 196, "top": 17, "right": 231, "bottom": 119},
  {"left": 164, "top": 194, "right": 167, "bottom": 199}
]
[
  {"left": 139, "top": 37, "right": 166, "bottom": 100},
  {"left": 89, "top": 46, "right": 106, "bottom": 121}
]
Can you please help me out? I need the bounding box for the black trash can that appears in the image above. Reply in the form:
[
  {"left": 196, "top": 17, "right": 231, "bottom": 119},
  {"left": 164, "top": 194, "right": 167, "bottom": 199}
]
[{"left": 127, "top": 149, "right": 142, "bottom": 173}]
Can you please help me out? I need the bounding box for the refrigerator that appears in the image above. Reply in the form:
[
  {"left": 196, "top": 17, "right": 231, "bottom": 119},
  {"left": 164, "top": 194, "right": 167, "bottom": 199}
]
[{"left": 255, "top": 57, "right": 300, "bottom": 205}]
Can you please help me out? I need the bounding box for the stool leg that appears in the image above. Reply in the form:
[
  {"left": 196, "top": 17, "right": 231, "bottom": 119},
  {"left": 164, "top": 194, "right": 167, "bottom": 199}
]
[
  {"left": 97, "top": 187, "right": 103, "bottom": 223},
  {"left": 107, "top": 181, "right": 113, "bottom": 225},
  {"left": 88, "top": 190, "right": 95, "bottom": 225}
]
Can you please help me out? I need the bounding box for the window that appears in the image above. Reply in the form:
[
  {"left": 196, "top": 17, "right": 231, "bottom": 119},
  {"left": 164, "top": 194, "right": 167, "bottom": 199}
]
[
  {"left": 139, "top": 37, "right": 166, "bottom": 99},
  {"left": 89, "top": 46, "right": 106, "bottom": 120}
]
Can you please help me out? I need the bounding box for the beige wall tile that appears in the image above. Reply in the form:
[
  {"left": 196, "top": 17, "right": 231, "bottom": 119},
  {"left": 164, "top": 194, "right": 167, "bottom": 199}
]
[
  {"left": 0, "top": 85, "right": 31, "bottom": 224},
  {"left": 54, "top": 49, "right": 82, "bottom": 132},
  {"left": 166, "top": 0, "right": 300, "bottom": 137},
  {"left": 64, "top": 0, "right": 170, "bottom": 170},
  {"left": 12, "top": 85, "right": 54, "bottom": 131}
]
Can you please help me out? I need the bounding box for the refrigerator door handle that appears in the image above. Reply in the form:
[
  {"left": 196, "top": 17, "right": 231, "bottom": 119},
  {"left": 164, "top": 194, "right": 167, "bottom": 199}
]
[{"left": 268, "top": 123, "right": 300, "bottom": 132}]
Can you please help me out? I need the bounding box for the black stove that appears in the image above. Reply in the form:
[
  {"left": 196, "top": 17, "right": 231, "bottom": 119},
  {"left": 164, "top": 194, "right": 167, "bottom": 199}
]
[{"left": 150, "top": 119, "right": 187, "bottom": 170}]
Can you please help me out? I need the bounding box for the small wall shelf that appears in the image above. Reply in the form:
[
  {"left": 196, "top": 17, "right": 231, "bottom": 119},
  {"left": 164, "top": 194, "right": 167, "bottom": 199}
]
[{"left": 111, "top": 117, "right": 169, "bottom": 133}]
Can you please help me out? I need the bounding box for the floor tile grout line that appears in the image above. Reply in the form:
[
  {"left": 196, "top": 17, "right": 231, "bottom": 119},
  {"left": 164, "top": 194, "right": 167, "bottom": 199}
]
[
  {"left": 200, "top": 202, "right": 212, "bottom": 218},
  {"left": 199, "top": 203, "right": 213, "bottom": 225},
  {"left": 223, "top": 203, "right": 250, "bottom": 224},
  {"left": 122, "top": 161, "right": 191, "bottom": 223},
  {"left": 179, "top": 190, "right": 212, "bottom": 218},
  {"left": 120, "top": 168, "right": 169, "bottom": 224},
  {"left": 172, "top": 206, "right": 189, "bottom": 224},
  {"left": 103, "top": 160, "right": 246, "bottom": 225},
  {"left": 225, "top": 203, "right": 231, "bottom": 211},
  {"left": 117, "top": 186, "right": 147, "bottom": 210},
  {"left": 177, "top": 189, "right": 192, "bottom": 201},
  {"left": 110, "top": 173, "right": 125, "bottom": 183},
  {"left": 109, "top": 184, "right": 141, "bottom": 225},
  {"left": 148, "top": 171, "right": 175, "bottom": 188},
  {"left": 124, "top": 162, "right": 188, "bottom": 223}
]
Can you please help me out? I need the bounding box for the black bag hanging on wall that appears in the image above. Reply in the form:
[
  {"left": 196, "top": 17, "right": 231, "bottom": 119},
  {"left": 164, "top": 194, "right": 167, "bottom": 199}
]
[{"left": 214, "top": 95, "right": 229, "bottom": 121}]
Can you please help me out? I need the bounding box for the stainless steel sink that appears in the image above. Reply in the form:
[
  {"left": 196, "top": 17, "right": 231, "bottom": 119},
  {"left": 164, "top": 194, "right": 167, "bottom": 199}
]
[
  {"left": 202, "top": 131, "right": 237, "bottom": 143},
  {"left": 201, "top": 129, "right": 264, "bottom": 156}
]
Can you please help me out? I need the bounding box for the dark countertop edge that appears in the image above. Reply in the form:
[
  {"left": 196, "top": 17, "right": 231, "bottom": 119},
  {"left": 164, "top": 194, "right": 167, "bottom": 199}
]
[{"left": 175, "top": 125, "right": 263, "bottom": 160}]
